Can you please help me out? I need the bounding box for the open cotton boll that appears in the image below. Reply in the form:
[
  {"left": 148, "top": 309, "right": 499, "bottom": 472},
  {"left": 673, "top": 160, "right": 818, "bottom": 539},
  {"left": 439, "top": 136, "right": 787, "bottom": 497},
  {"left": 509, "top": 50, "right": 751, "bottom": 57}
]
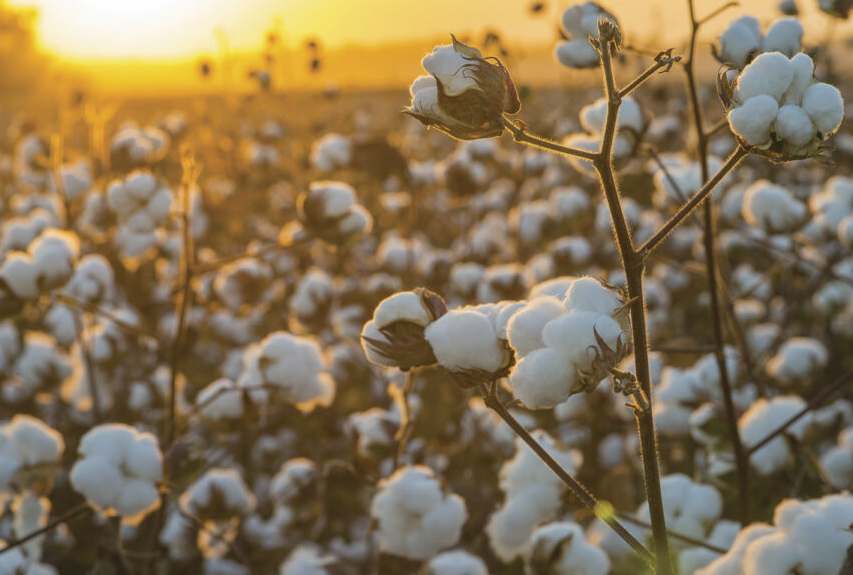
[
  {"left": 271, "top": 458, "right": 317, "bottom": 505},
  {"left": 696, "top": 523, "right": 777, "bottom": 575},
  {"left": 742, "top": 180, "right": 807, "bottom": 233},
  {"left": 425, "top": 550, "right": 489, "bottom": 575},
  {"left": 370, "top": 465, "right": 467, "bottom": 560},
  {"left": 819, "top": 427, "right": 853, "bottom": 488},
  {"left": 28, "top": 229, "right": 80, "bottom": 289},
  {"left": 0, "top": 252, "right": 39, "bottom": 298},
  {"left": 527, "top": 521, "right": 610, "bottom": 575},
  {"left": 718, "top": 17, "right": 762, "bottom": 68},
  {"left": 70, "top": 423, "right": 162, "bottom": 523},
  {"left": 255, "top": 332, "right": 335, "bottom": 410},
  {"left": 781, "top": 52, "right": 815, "bottom": 105},
  {"left": 735, "top": 52, "right": 794, "bottom": 102},
  {"left": 196, "top": 379, "right": 243, "bottom": 420},
  {"left": 555, "top": 39, "right": 600, "bottom": 68},
  {"left": 279, "top": 545, "right": 337, "bottom": 575},
  {"left": 181, "top": 468, "right": 257, "bottom": 518},
  {"left": 425, "top": 309, "right": 508, "bottom": 373},
  {"left": 773, "top": 105, "right": 816, "bottom": 147},
  {"left": 510, "top": 347, "right": 577, "bottom": 408},
  {"left": 801, "top": 82, "right": 845, "bottom": 135},
  {"left": 373, "top": 291, "right": 434, "bottom": 329},
  {"left": 506, "top": 296, "right": 564, "bottom": 357},
  {"left": 309, "top": 133, "right": 352, "bottom": 173},
  {"left": 728, "top": 95, "right": 779, "bottom": 146},
  {"left": 678, "top": 520, "right": 742, "bottom": 575},
  {"left": 766, "top": 337, "right": 828, "bottom": 384},
  {"left": 422, "top": 43, "right": 480, "bottom": 97},
  {"left": 739, "top": 396, "right": 811, "bottom": 475},
  {"left": 562, "top": 276, "right": 623, "bottom": 317},
  {"left": 761, "top": 17, "right": 803, "bottom": 56},
  {"left": 541, "top": 311, "right": 623, "bottom": 373}
]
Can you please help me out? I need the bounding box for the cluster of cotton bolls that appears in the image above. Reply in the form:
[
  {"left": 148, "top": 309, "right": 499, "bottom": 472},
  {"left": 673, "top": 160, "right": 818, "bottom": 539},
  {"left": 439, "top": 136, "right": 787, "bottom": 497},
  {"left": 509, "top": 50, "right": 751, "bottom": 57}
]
[
  {"left": 294, "top": 180, "right": 373, "bottom": 242},
  {"left": 716, "top": 16, "right": 804, "bottom": 69},
  {"left": 725, "top": 51, "right": 844, "bottom": 158},
  {"left": 0, "top": 228, "right": 79, "bottom": 309},
  {"left": 554, "top": 2, "right": 619, "bottom": 69},
  {"left": 110, "top": 121, "right": 171, "bottom": 165},
  {"left": 105, "top": 170, "right": 173, "bottom": 263}
]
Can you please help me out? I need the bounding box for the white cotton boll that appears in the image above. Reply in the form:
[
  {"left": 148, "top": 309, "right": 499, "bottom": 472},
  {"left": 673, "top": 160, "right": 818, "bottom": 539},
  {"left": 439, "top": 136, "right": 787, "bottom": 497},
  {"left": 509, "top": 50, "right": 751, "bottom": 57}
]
[
  {"left": 6, "top": 414, "right": 65, "bottom": 467},
  {"left": 781, "top": 51, "right": 814, "bottom": 106},
  {"left": 124, "top": 434, "right": 164, "bottom": 482},
  {"left": 309, "top": 133, "right": 352, "bottom": 173},
  {"left": 28, "top": 229, "right": 80, "bottom": 289},
  {"left": 510, "top": 347, "right": 577, "bottom": 409},
  {"left": 270, "top": 458, "right": 317, "bottom": 505},
  {"left": 728, "top": 95, "right": 779, "bottom": 145},
  {"left": 529, "top": 276, "right": 578, "bottom": 300},
  {"left": 742, "top": 180, "right": 806, "bottom": 232},
  {"left": 494, "top": 301, "right": 526, "bottom": 341},
  {"left": 422, "top": 43, "right": 479, "bottom": 97},
  {"left": 838, "top": 216, "right": 853, "bottom": 246},
  {"left": 410, "top": 74, "right": 435, "bottom": 96},
  {"left": 256, "top": 331, "right": 335, "bottom": 410},
  {"left": 425, "top": 550, "right": 488, "bottom": 575},
  {"left": 541, "top": 311, "right": 623, "bottom": 373},
  {"left": 802, "top": 82, "right": 845, "bottom": 135},
  {"left": 488, "top": 493, "right": 552, "bottom": 561},
  {"left": 719, "top": 18, "right": 762, "bottom": 68},
  {"left": 579, "top": 99, "right": 608, "bottom": 134},
  {"left": 197, "top": 379, "right": 243, "bottom": 420},
  {"left": 279, "top": 545, "right": 335, "bottom": 575},
  {"left": 370, "top": 465, "right": 467, "bottom": 560},
  {"left": 821, "top": 430, "right": 853, "bottom": 488},
  {"left": 735, "top": 52, "right": 794, "bottom": 102},
  {"left": 425, "top": 309, "right": 507, "bottom": 373},
  {"left": 181, "top": 468, "right": 257, "bottom": 517},
  {"left": 761, "top": 17, "right": 803, "bottom": 57},
  {"left": 70, "top": 457, "right": 124, "bottom": 509},
  {"left": 555, "top": 39, "right": 600, "bottom": 68},
  {"left": 562, "top": 276, "right": 622, "bottom": 316},
  {"left": 773, "top": 104, "right": 815, "bottom": 147},
  {"left": 77, "top": 424, "right": 135, "bottom": 465},
  {"left": 528, "top": 522, "right": 610, "bottom": 575},
  {"left": 373, "top": 291, "right": 433, "bottom": 329},
  {"left": 306, "top": 181, "right": 355, "bottom": 219},
  {"left": 766, "top": 337, "right": 828, "bottom": 384},
  {"left": 0, "top": 252, "right": 39, "bottom": 298},
  {"left": 739, "top": 396, "right": 811, "bottom": 475},
  {"left": 114, "top": 478, "right": 159, "bottom": 518},
  {"left": 506, "top": 296, "right": 565, "bottom": 357},
  {"left": 12, "top": 493, "right": 49, "bottom": 562},
  {"left": 696, "top": 523, "right": 777, "bottom": 575},
  {"left": 337, "top": 205, "right": 372, "bottom": 236}
]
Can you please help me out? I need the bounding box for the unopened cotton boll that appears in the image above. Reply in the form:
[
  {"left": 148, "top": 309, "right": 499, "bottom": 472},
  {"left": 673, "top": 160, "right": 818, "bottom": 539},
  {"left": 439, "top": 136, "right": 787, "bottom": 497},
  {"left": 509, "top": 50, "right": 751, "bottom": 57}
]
[
  {"left": 69, "top": 424, "right": 162, "bottom": 524},
  {"left": 369, "top": 465, "right": 467, "bottom": 560}
]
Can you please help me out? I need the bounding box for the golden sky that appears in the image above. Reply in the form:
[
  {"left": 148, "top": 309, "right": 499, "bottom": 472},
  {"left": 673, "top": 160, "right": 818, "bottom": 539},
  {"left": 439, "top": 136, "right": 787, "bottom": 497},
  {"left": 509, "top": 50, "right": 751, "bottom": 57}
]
[{"left": 6, "top": 0, "right": 851, "bottom": 92}]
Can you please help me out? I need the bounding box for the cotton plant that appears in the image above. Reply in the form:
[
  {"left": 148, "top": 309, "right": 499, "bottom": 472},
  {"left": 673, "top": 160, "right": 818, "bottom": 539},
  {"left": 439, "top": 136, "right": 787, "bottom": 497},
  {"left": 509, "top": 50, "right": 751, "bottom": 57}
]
[
  {"left": 69, "top": 423, "right": 163, "bottom": 525},
  {"left": 697, "top": 493, "right": 853, "bottom": 575},
  {"left": 0, "top": 228, "right": 80, "bottom": 311},
  {"left": 105, "top": 170, "right": 173, "bottom": 264},
  {"left": 487, "top": 431, "right": 583, "bottom": 561},
  {"left": 369, "top": 465, "right": 467, "bottom": 560},
  {"left": 554, "top": 2, "right": 620, "bottom": 69},
  {"left": 715, "top": 16, "right": 804, "bottom": 69},
  {"left": 110, "top": 121, "right": 171, "bottom": 165},
  {"left": 293, "top": 180, "right": 373, "bottom": 243},
  {"left": 722, "top": 51, "right": 845, "bottom": 160}
]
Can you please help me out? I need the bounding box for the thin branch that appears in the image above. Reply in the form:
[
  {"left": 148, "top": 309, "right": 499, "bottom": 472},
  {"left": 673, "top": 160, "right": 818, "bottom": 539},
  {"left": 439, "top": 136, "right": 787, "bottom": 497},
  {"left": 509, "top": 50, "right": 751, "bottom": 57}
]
[
  {"left": 618, "top": 49, "right": 682, "bottom": 98},
  {"left": 639, "top": 146, "right": 748, "bottom": 255},
  {"left": 501, "top": 116, "right": 599, "bottom": 161},
  {"left": 480, "top": 382, "right": 655, "bottom": 567},
  {"left": 696, "top": 1, "right": 739, "bottom": 26},
  {"left": 618, "top": 513, "right": 728, "bottom": 554},
  {"left": 746, "top": 368, "right": 853, "bottom": 456},
  {"left": 0, "top": 503, "right": 91, "bottom": 557},
  {"left": 54, "top": 293, "right": 160, "bottom": 344}
]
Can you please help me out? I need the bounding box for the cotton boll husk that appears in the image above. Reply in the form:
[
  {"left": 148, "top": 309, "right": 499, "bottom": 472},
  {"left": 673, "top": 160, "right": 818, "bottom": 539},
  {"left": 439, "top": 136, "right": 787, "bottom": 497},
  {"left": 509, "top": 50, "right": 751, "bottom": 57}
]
[
  {"left": 541, "top": 311, "right": 623, "bottom": 372},
  {"left": 728, "top": 95, "right": 779, "bottom": 145},
  {"left": 802, "top": 82, "right": 845, "bottom": 135},
  {"left": 421, "top": 44, "right": 480, "bottom": 97},
  {"left": 425, "top": 309, "right": 507, "bottom": 373},
  {"left": 510, "top": 347, "right": 577, "bottom": 409},
  {"left": 555, "top": 39, "right": 600, "bottom": 68},
  {"left": 761, "top": 17, "right": 803, "bottom": 56},
  {"left": 735, "top": 52, "right": 794, "bottom": 102},
  {"left": 506, "top": 296, "right": 564, "bottom": 357}
]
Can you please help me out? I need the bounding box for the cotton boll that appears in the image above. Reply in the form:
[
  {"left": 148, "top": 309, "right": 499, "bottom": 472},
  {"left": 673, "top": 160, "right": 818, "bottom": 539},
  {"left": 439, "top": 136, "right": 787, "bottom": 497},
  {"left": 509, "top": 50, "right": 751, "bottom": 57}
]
[
  {"left": 181, "top": 468, "right": 257, "bottom": 519},
  {"left": 728, "top": 95, "right": 779, "bottom": 146},
  {"left": 28, "top": 229, "right": 80, "bottom": 290},
  {"left": 541, "top": 311, "right": 623, "bottom": 374},
  {"left": 781, "top": 52, "right": 814, "bottom": 105},
  {"left": 370, "top": 465, "right": 467, "bottom": 560},
  {"left": 719, "top": 18, "right": 762, "bottom": 68},
  {"left": 510, "top": 347, "right": 577, "bottom": 408},
  {"left": 555, "top": 39, "right": 600, "bottom": 68},
  {"left": 742, "top": 180, "right": 807, "bottom": 233},
  {"left": 279, "top": 545, "right": 337, "bottom": 575},
  {"left": 527, "top": 521, "right": 610, "bottom": 575},
  {"left": 802, "top": 82, "right": 845, "bottom": 135},
  {"left": 766, "top": 337, "right": 828, "bottom": 385},
  {"left": 739, "top": 396, "right": 811, "bottom": 475},
  {"left": 0, "top": 252, "right": 39, "bottom": 299},
  {"left": 506, "top": 296, "right": 565, "bottom": 357},
  {"left": 425, "top": 309, "right": 508, "bottom": 373},
  {"left": 422, "top": 43, "right": 481, "bottom": 97},
  {"left": 696, "top": 523, "right": 777, "bottom": 575},
  {"left": 735, "top": 52, "right": 794, "bottom": 102},
  {"left": 196, "top": 379, "right": 243, "bottom": 420},
  {"left": 309, "top": 133, "right": 352, "bottom": 172},
  {"left": 761, "top": 18, "right": 803, "bottom": 56},
  {"left": 425, "top": 550, "right": 488, "bottom": 575},
  {"left": 373, "top": 291, "right": 434, "bottom": 329},
  {"left": 773, "top": 104, "right": 815, "bottom": 147},
  {"left": 562, "top": 276, "right": 623, "bottom": 317}
]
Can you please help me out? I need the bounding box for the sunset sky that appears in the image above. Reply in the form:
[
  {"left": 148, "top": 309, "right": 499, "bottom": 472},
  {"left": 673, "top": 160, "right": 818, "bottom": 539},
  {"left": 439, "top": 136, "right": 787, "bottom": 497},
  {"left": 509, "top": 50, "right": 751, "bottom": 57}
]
[{"left": 5, "top": 0, "right": 851, "bottom": 92}]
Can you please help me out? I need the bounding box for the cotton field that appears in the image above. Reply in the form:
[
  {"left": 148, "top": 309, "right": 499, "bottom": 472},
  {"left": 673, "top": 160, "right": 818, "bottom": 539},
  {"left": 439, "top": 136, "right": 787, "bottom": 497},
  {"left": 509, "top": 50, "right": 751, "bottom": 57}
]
[{"left": 1, "top": 0, "right": 853, "bottom": 574}]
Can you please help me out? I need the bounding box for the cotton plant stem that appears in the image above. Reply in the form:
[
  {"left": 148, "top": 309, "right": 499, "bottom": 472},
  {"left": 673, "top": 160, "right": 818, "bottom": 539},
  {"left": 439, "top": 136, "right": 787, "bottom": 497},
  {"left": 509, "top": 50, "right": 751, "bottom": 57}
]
[
  {"left": 595, "top": 37, "right": 674, "bottom": 575},
  {"left": 480, "top": 383, "right": 656, "bottom": 567},
  {"left": 617, "top": 512, "right": 728, "bottom": 554},
  {"left": 0, "top": 503, "right": 91, "bottom": 557},
  {"left": 683, "top": 0, "right": 750, "bottom": 524},
  {"left": 501, "top": 116, "right": 598, "bottom": 161}
]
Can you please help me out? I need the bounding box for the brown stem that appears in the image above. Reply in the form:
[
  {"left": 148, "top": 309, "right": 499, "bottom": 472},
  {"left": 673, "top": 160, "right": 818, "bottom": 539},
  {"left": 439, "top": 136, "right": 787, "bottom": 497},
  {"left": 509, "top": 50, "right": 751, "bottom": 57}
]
[
  {"left": 597, "top": 38, "right": 674, "bottom": 575},
  {"left": 618, "top": 50, "right": 682, "bottom": 99},
  {"left": 501, "top": 116, "right": 599, "bottom": 161},
  {"left": 617, "top": 512, "right": 728, "bottom": 553},
  {"left": 480, "top": 382, "right": 655, "bottom": 567},
  {"left": 0, "top": 503, "right": 91, "bottom": 556},
  {"left": 683, "top": 0, "right": 750, "bottom": 524}
]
